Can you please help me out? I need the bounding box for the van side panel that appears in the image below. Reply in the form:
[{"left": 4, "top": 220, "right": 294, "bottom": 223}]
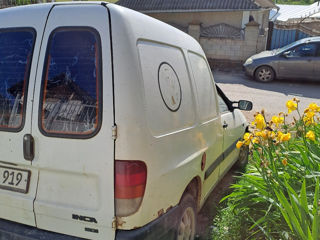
[
  {"left": 109, "top": 4, "right": 223, "bottom": 230},
  {"left": 137, "top": 41, "right": 196, "bottom": 136}
]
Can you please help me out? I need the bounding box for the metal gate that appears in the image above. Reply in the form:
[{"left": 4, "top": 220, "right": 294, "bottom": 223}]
[{"left": 269, "top": 28, "right": 310, "bottom": 49}]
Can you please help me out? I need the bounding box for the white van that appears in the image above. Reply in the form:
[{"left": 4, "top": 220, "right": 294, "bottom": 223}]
[{"left": 0, "top": 2, "right": 252, "bottom": 240}]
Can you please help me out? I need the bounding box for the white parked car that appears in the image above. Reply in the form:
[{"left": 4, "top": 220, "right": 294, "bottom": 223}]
[{"left": 0, "top": 2, "right": 252, "bottom": 240}]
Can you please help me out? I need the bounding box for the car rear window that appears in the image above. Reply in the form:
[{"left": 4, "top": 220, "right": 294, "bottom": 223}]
[
  {"left": 40, "top": 28, "right": 102, "bottom": 138},
  {"left": 0, "top": 29, "right": 35, "bottom": 131}
]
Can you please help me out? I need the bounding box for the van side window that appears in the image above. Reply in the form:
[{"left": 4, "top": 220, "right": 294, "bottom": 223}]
[
  {"left": 188, "top": 53, "right": 218, "bottom": 122},
  {"left": 40, "top": 28, "right": 102, "bottom": 137},
  {"left": 0, "top": 29, "right": 35, "bottom": 131}
]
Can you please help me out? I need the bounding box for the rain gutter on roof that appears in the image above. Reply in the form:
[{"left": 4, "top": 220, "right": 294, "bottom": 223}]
[{"left": 141, "top": 9, "right": 262, "bottom": 13}]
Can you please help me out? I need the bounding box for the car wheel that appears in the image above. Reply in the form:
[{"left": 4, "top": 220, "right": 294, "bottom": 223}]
[
  {"left": 235, "top": 145, "right": 249, "bottom": 170},
  {"left": 177, "top": 193, "right": 196, "bottom": 240},
  {"left": 254, "top": 66, "right": 275, "bottom": 82}
]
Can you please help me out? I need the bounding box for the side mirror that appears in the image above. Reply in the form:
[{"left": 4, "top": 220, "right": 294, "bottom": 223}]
[
  {"left": 233, "top": 100, "right": 253, "bottom": 111},
  {"left": 282, "top": 51, "right": 291, "bottom": 58}
]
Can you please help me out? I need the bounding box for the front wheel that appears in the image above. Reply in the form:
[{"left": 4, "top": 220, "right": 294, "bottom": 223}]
[
  {"left": 254, "top": 66, "right": 275, "bottom": 82},
  {"left": 177, "top": 194, "right": 197, "bottom": 240},
  {"left": 234, "top": 145, "right": 249, "bottom": 170}
]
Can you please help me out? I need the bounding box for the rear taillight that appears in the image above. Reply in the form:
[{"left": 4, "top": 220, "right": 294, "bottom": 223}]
[{"left": 115, "top": 160, "right": 147, "bottom": 217}]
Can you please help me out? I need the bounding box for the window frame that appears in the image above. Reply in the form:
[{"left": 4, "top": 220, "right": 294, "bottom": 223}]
[
  {"left": 0, "top": 27, "right": 36, "bottom": 132},
  {"left": 216, "top": 85, "right": 233, "bottom": 113},
  {"left": 38, "top": 27, "right": 103, "bottom": 139}
]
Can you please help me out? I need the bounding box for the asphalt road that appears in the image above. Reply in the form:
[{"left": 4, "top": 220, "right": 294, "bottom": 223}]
[{"left": 213, "top": 71, "right": 320, "bottom": 123}]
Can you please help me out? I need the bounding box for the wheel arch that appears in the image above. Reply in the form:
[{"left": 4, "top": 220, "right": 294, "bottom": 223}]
[{"left": 180, "top": 176, "right": 202, "bottom": 212}]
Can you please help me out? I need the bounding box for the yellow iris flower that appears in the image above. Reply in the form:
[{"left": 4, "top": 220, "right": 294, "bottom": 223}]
[
  {"left": 280, "top": 133, "right": 291, "bottom": 142},
  {"left": 308, "top": 103, "right": 320, "bottom": 112},
  {"left": 252, "top": 114, "right": 266, "bottom": 130},
  {"left": 243, "top": 132, "right": 253, "bottom": 145},
  {"left": 271, "top": 115, "right": 284, "bottom": 126},
  {"left": 306, "top": 130, "right": 316, "bottom": 141},
  {"left": 286, "top": 100, "right": 297, "bottom": 114},
  {"left": 236, "top": 141, "right": 244, "bottom": 149}
]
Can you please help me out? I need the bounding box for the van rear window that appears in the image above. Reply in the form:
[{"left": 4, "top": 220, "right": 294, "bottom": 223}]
[
  {"left": 0, "top": 29, "right": 35, "bottom": 131},
  {"left": 40, "top": 28, "right": 102, "bottom": 138}
]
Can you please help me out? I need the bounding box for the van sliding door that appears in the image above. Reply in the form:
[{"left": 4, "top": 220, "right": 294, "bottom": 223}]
[{"left": 31, "top": 5, "right": 115, "bottom": 240}]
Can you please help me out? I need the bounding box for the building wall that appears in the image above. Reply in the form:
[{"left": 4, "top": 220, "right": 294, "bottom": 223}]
[{"left": 147, "top": 10, "right": 270, "bottom": 63}]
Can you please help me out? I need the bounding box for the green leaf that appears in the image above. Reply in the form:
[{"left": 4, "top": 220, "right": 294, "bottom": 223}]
[
  {"left": 274, "top": 189, "right": 308, "bottom": 240},
  {"left": 300, "top": 179, "right": 311, "bottom": 234},
  {"left": 312, "top": 178, "right": 319, "bottom": 240}
]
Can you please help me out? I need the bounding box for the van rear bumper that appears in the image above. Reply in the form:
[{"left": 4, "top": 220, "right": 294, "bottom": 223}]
[
  {"left": 0, "top": 218, "right": 83, "bottom": 240},
  {"left": 116, "top": 205, "right": 180, "bottom": 240},
  {"left": 0, "top": 205, "right": 180, "bottom": 240}
]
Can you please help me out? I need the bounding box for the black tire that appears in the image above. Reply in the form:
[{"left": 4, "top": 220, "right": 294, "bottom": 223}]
[
  {"left": 234, "top": 145, "right": 249, "bottom": 170},
  {"left": 254, "top": 66, "right": 275, "bottom": 82},
  {"left": 176, "top": 193, "right": 197, "bottom": 240}
]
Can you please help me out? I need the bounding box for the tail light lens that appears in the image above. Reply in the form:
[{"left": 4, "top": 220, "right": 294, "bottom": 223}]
[{"left": 115, "top": 160, "right": 147, "bottom": 217}]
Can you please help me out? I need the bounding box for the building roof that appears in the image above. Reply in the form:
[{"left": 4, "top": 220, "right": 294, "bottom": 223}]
[
  {"left": 116, "top": 0, "right": 264, "bottom": 13},
  {"left": 255, "top": 0, "right": 278, "bottom": 9},
  {"left": 270, "top": 2, "right": 320, "bottom": 21}
]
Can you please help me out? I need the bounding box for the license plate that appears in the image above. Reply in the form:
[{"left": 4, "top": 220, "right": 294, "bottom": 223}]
[{"left": 0, "top": 166, "right": 30, "bottom": 193}]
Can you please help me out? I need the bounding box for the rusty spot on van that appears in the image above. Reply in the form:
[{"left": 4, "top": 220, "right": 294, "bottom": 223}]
[
  {"left": 201, "top": 152, "right": 206, "bottom": 171},
  {"left": 157, "top": 209, "right": 164, "bottom": 217},
  {"left": 166, "top": 206, "right": 173, "bottom": 213},
  {"left": 114, "top": 216, "right": 126, "bottom": 228}
]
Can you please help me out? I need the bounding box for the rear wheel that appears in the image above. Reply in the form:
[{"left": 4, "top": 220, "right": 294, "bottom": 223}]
[
  {"left": 254, "top": 66, "right": 275, "bottom": 82},
  {"left": 177, "top": 194, "right": 196, "bottom": 240}
]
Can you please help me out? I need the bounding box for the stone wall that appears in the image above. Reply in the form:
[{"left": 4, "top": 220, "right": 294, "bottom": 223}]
[{"left": 199, "top": 21, "right": 267, "bottom": 62}]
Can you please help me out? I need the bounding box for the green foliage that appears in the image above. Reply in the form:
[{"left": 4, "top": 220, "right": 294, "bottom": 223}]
[
  {"left": 212, "top": 206, "right": 250, "bottom": 240},
  {"left": 212, "top": 100, "right": 320, "bottom": 240},
  {"left": 273, "top": 0, "right": 318, "bottom": 5}
]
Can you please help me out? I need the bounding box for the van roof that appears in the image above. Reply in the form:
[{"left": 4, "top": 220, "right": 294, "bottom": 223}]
[{"left": 0, "top": 2, "right": 204, "bottom": 55}]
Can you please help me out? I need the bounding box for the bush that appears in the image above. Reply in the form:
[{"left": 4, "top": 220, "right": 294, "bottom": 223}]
[{"left": 213, "top": 99, "right": 320, "bottom": 240}]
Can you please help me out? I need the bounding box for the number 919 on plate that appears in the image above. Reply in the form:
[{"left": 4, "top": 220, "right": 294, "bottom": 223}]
[{"left": 0, "top": 166, "right": 30, "bottom": 193}]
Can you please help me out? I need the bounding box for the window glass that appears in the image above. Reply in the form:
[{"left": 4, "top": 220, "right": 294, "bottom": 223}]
[
  {"left": 291, "top": 43, "right": 317, "bottom": 57},
  {"left": 0, "top": 29, "right": 35, "bottom": 130},
  {"left": 40, "top": 29, "right": 101, "bottom": 136},
  {"left": 188, "top": 52, "right": 217, "bottom": 122},
  {"left": 316, "top": 43, "right": 320, "bottom": 57},
  {"left": 218, "top": 94, "right": 229, "bottom": 113}
]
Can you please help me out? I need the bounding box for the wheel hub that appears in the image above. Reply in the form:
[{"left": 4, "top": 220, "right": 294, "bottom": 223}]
[
  {"left": 259, "top": 69, "right": 271, "bottom": 81},
  {"left": 177, "top": 207, "right": 196, "bottom": 240}
]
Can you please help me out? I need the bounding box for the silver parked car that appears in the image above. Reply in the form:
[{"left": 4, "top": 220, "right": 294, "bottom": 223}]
[{"left": 243, "top": 37, "right": 320, "bottom": 82}]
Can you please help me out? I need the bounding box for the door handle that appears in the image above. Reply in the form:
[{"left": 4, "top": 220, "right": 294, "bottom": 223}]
[
  {"left": 223, "top": 123, "right": 228, "bottom": 128},
  {"left": 23, "top": 134, "right": 34, "bottom": 161}
]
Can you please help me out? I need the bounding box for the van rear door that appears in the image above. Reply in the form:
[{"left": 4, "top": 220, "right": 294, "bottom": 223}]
[
  {"left": 31, "top": 4, "right": 115, "bottom": 240},
  {"left": 0, "top": 5, "right": 51, "bottom": 227}
]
